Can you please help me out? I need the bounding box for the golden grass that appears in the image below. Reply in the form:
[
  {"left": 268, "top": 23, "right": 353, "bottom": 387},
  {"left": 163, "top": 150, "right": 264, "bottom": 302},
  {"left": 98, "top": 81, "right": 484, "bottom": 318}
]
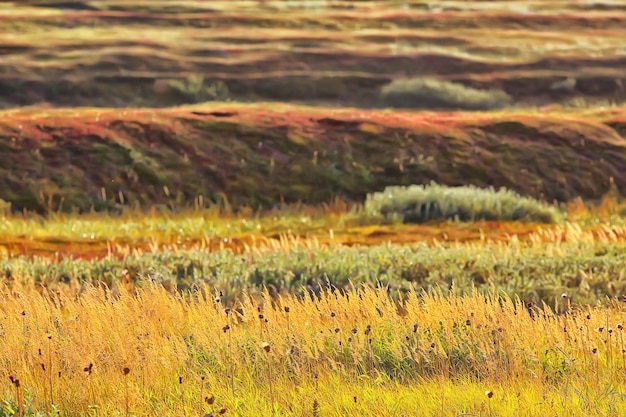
[
  {"left": 0, "top": 192, "right": 623, "bottom": 261},
  {"left": 0, "top": 283, "right": 625, "bottom": 416}
]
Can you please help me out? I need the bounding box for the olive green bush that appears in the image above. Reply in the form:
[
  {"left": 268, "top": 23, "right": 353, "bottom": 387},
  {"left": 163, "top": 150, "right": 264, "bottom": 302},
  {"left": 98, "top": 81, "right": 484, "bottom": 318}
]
[
  {"left": 381, "top": 78, "right": 512, "bottom": 110},
  {"left": 364, "top": 183, "right": 562, "bottom": 224}
]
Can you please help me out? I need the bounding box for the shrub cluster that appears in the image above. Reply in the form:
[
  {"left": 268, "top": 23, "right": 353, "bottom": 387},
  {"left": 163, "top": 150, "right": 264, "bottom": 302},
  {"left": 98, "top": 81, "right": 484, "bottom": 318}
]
[
  {"left": 364, "top": 183, "right": 563, "bottom": 224},
  {"left": 380, "top": 78, "right": 512, "bottom": 110}
]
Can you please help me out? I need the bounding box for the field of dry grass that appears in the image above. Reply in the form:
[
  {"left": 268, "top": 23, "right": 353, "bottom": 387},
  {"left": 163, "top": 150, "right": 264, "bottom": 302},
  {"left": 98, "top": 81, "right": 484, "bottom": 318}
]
[
  {"left": 2, "top": 0, "right": 626, "bottom": 416},
  {"left": 2, "top": 283, "right": 626, "bottom": 416}
]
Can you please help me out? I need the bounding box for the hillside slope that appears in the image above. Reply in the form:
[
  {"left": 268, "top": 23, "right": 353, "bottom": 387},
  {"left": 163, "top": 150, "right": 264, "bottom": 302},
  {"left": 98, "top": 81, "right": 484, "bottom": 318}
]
[{"left": 1, "top": 104, "right": 625, "bottom": 212}]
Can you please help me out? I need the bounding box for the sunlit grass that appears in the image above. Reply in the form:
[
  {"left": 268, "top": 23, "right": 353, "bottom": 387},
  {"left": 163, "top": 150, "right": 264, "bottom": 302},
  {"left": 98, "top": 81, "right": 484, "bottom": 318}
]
[
  {"left": 0, "top": 192, "right": 622, "bottom": 247},
  {"left": 0, "top": 283, "right": 625, "bottom": 416}
]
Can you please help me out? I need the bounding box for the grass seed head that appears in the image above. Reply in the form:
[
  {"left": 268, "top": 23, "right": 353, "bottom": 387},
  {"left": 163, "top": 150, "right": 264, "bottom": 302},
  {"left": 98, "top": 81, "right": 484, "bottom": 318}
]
[
  {"left": 83, "top": 363, "right": 93, "bottom": 374},
  {"left": 123, "top": 367, "right": 130, "bottom": 376},
  {"left": 262, "top": 342, "right": 271, "bottom": 353}
]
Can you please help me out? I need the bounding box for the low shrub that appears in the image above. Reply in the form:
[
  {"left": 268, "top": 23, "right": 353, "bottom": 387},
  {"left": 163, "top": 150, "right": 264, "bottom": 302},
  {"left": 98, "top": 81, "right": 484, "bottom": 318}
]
[
  {"left": 161, "top": 74, "right": 229, "bottom": 103},
  {"left": 364, "top": 183, "right": 562, "bottom": 224},
  {"left": 380, "top": 78, "right": 512, "bottom": 110}
]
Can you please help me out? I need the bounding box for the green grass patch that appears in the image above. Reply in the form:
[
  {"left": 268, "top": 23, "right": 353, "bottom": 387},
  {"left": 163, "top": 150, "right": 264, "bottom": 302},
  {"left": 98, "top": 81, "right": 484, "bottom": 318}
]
[{"left": 4, "top": 236, "right": 626, "bottom": 306}]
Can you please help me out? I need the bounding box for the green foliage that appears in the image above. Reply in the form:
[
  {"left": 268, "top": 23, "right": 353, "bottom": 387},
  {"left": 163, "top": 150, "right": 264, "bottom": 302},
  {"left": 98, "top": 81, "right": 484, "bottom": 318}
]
[
  {"left": 364, "top": 183, "right": 563, "bottom": 224},
  {"left": 380, "top": 78, "right": 512, "bottom": 110},
  {"left": 3, "top": 237, "right": 625, "bottom": 306},
  {"left": 166, "top": 74, "right": 229, "bottom": 103}
]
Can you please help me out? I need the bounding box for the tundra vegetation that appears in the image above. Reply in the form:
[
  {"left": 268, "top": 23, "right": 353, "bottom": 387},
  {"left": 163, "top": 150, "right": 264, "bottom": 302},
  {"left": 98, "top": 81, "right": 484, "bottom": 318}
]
[{"left": 1, "top": 1, "right": 626, "bottom": 416}]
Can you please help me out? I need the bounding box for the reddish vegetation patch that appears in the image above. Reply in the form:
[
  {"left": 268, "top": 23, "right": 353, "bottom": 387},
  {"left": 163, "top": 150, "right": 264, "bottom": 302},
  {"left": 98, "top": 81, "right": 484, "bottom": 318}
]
[{"left": 1, "top": 104, "right": 625, "bottom": 213}]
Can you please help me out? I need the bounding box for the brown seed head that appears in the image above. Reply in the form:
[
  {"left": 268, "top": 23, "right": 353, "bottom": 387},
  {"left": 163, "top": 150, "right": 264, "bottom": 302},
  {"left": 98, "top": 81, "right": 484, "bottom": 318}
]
[
  {"left": 486, "top": 390, "right": 494, "bottom": 399},
  {"left": 123, "top": 367, "right": 130, "bottom": 376},
  {"left": 618, "top": 324, "right": 624, "bottom": 330},
  {"left": 284, "top": 306, "right": 290, "bottom": 313},
  {"left": 222, "top": 324, "right": 230, "bottom": 333},
  {"left": 218, "top": 408, "right": 227, "bottom": 415},
  {"left": 262, "top": 342, "right": 271, "bottom": 353},
  {"left": 205, "top": 395, "right": 215, "bottom": 405}
]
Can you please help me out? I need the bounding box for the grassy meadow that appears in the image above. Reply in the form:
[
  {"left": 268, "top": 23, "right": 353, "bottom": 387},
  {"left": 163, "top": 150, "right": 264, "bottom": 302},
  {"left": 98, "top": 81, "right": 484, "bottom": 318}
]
[{"left": 2, "top": 0, "right": 626, "bottom": 416}]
